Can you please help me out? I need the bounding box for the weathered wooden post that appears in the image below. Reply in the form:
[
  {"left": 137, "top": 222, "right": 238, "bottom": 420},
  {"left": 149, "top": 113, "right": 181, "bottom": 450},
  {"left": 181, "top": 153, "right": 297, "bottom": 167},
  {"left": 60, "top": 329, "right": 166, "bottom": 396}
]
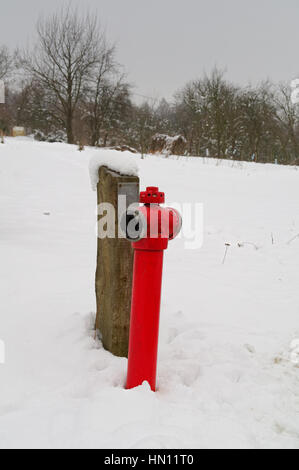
[{"left": 95, "top": 165, "right": 139, "bottom": 357}]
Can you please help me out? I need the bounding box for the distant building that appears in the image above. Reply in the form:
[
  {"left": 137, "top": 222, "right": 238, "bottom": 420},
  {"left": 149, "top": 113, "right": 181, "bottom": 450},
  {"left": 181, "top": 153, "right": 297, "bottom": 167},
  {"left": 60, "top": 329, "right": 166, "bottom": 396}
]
[
  {"left": 150, "top": 134, "right": 187, "bottom": 156},
  {"left": 12, "top": 126, "right": 26, "bottom": 137}
]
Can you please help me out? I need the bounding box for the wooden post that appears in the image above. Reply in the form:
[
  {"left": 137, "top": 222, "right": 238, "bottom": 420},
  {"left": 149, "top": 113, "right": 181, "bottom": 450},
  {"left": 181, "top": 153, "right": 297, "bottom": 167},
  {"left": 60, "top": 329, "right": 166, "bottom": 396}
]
[{"left": 95, "top": 166, "right": 139, "bottom": 357}]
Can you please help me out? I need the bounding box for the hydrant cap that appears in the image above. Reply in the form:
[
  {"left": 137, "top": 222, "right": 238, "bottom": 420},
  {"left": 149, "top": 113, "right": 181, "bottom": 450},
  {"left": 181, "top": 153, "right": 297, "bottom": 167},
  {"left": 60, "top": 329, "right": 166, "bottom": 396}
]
[{"left": 140, "top": 186, "right": 165, "bottom": 204}]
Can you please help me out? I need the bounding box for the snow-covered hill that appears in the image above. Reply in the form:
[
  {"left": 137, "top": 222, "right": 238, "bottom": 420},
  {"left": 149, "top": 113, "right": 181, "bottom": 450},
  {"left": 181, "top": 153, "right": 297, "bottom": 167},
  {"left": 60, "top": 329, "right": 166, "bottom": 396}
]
[{"left": 0, "top": 137, "right": 299, "bottom": 449}]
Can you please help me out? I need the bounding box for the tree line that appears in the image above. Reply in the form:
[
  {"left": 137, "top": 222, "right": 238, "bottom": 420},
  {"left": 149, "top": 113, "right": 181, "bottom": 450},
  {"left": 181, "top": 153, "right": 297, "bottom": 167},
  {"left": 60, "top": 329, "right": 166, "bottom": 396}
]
[{"left": 0, "top": 6, "right": 299, "bottom": 165}]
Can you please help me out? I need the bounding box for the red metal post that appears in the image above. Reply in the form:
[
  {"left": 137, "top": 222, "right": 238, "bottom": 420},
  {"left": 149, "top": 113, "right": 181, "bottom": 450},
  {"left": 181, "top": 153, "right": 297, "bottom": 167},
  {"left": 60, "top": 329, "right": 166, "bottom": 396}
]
[{"left": 126, "top": 187, "right": 182, "bottom": 391}]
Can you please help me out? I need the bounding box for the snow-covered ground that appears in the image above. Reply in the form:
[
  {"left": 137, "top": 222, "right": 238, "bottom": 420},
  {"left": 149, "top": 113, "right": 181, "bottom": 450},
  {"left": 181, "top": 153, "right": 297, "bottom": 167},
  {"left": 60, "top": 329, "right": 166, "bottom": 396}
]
[{"left": 0, "top": 137, "right": 299, "bottom": 449}]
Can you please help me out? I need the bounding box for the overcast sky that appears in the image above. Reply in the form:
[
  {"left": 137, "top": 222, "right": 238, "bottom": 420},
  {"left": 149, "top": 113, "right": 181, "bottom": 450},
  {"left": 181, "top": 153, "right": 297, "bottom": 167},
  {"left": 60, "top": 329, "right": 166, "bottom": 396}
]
[{"left": 1, "top": 0, "right": 298, "bottom": 102}]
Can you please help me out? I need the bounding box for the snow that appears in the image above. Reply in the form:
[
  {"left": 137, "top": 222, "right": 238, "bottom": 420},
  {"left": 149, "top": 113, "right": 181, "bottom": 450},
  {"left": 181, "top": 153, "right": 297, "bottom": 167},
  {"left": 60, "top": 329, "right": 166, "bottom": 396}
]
[
  {"left": 0, "top": 137, "right": 299, "bottom": 449},
  {"left": 89, "top": 149, "right": 139, "bottom": 191}
]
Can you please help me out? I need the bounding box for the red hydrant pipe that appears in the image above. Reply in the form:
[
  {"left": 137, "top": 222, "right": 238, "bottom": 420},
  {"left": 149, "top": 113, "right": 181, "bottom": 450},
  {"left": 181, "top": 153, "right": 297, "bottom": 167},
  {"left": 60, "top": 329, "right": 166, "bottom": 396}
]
[
  {"left": 126, "top": 187, "right": 182, "bottom": 391},
  {"left": 126, "top": 250, "right": 164, "bottom": 391}
]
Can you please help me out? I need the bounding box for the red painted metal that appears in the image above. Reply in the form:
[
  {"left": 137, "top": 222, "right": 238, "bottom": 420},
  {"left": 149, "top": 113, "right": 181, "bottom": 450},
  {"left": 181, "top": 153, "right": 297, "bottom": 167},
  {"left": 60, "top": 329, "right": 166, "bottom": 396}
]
[
  {"left": 140, "top": 186, "right": 165, "bottom": 205},
  {"left": 126, "top": 187, "right": 182, "bottom": 391}
]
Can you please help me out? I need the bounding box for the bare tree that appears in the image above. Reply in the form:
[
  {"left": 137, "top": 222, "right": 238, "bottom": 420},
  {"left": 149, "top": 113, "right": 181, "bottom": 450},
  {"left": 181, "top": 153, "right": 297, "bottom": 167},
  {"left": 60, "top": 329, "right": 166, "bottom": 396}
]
[
  {"left": 274, "top": 83, "right": 299, "bottom": 164},
  {"left": 0, "top": 46, "right": 13, "bottom": 81},
  {"left": 174, "top": 69, "right": 239, "bottom": 158},
  {"left": 133, "top": 101, "right": 158, "bottom": 157},
  {"left": 82, "top": 43, "right": 120, "bottom": 146},
  {"left": 100, "top": 80, "right": 131, "bottom": 147},
  {"left": 22, "top": 7, "right": 106, "bottom": 143},
  {"left": 238, "top": 82, "right": 277, "bottom": 162},
  {"left": 0, "top": 46, "right": 14, "bottom": 136}
]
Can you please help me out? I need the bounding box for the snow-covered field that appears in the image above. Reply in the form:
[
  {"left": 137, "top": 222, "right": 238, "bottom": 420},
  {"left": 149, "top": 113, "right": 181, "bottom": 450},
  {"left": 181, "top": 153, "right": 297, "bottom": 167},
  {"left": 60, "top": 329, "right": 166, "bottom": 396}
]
[{"left": 0, "top": 137, "right": 299, "bottom": 449}]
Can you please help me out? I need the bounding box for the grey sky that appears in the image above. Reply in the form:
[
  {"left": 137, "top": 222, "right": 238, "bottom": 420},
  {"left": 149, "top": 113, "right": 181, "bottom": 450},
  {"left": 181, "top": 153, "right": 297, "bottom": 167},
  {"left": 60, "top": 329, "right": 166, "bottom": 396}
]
[{"left": 0, "top": 0, "right": 298, "bottom": 102}]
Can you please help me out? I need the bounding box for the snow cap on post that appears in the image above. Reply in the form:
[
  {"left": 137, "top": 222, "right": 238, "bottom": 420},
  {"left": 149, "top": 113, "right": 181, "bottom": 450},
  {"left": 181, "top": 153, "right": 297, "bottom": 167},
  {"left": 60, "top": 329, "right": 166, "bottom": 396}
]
[{"left": 89, "top": 150, "right": 139, "bottom": 191}]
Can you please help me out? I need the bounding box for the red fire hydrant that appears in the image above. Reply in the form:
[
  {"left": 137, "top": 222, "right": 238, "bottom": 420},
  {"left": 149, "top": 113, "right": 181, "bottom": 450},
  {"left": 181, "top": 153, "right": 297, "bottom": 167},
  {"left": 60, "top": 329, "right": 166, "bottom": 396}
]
[{"left": 126, "top": 186, "right": 182, "bottom": 391}]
